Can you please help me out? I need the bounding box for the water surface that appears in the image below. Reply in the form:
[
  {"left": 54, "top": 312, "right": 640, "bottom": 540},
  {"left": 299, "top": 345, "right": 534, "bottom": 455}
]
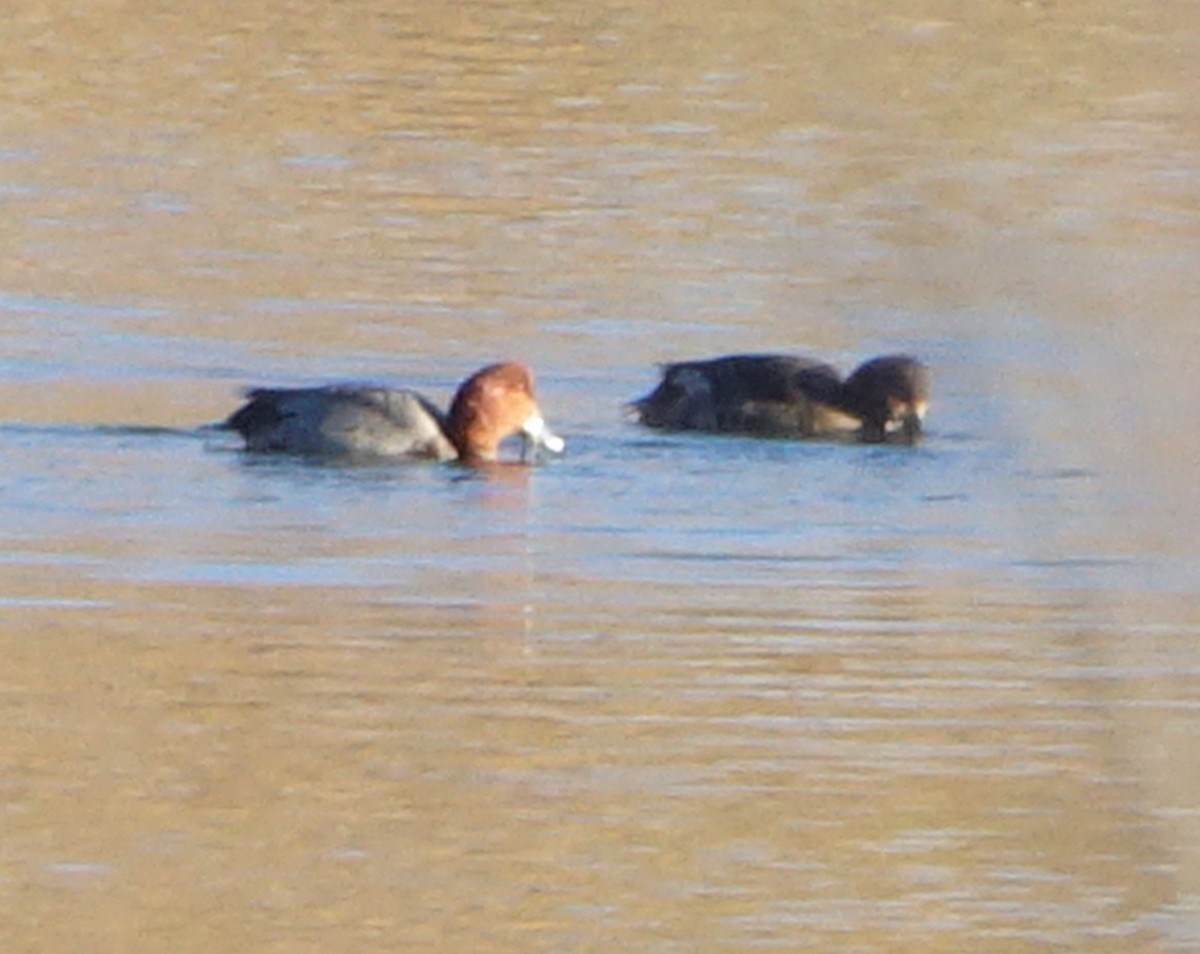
[{"left": 2, "top": 1, "right": 1200, "bottom": 950}]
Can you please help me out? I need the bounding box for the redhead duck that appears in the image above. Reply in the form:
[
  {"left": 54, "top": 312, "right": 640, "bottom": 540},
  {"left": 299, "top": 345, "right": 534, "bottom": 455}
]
[
  {"left": 224, "top": 361, "right": 565, "bottom": 464},
  {"left": 630, "top": 353, "right": 929, "bottom": 443}
]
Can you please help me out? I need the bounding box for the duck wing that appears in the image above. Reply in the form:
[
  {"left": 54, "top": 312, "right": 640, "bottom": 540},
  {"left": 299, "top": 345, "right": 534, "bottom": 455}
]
[
  {"left": 225, "top": 385, "right": 457, "bottom": 460},
  {"left": 632, "top": 354, "right": 847, "bottom": 435}
]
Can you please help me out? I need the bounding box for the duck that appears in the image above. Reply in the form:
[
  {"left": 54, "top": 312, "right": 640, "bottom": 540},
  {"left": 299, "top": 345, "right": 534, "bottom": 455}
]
[
  {"left": 223, "top": 361, "right": 565, "bottom": 464},
  {"left": 629, "top": 353, "right": 930, "bottom": 443}
]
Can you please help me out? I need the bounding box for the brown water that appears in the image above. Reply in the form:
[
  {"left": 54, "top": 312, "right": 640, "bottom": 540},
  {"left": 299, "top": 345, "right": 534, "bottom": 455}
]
[{"left": 3, "top": 1, "right": 1200, "bottom": 951}]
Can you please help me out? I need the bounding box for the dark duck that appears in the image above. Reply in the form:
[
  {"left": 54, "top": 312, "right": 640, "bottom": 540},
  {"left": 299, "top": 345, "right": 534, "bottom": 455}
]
[{"left": 630, "top": 353, "right": 929, "bottom": 443}]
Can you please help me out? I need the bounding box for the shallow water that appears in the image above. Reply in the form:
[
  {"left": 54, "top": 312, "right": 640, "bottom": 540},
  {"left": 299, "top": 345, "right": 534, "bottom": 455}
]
[{"left": 3, "top": 1, "right": 1200, "bottom": 950}]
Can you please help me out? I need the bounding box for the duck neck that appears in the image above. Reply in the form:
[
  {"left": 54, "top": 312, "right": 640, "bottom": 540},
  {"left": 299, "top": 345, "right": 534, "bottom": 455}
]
[
  {"left": 446, "top": 418, "right": 500, "bottom": 464},
  {"left": 819, "top": 385, "right": 864, "bottom": 425}
]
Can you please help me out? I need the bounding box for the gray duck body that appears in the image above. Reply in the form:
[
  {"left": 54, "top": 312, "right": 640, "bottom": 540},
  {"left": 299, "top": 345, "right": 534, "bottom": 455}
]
[{"left": 225, "top": 385, "right": 458, "bottom": 460}]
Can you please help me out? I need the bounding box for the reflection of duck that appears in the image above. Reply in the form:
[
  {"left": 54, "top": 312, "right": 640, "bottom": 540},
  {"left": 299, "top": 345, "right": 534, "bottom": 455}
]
[
  {"left": 630, "top": 354, "right": 930, "bottom": 443},
  {"left": 223, "top": 362, "right": 565, "bottom": 464}
]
